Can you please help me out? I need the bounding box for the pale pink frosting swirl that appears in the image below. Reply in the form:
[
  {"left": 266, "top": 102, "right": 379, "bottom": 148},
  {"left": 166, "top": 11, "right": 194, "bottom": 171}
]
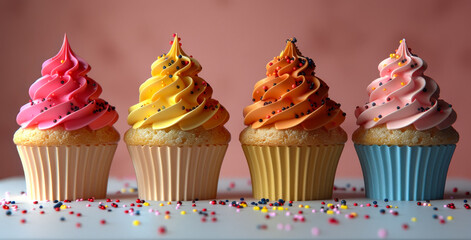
[
  {"left": 355, "top": 39, "right": 456, "bottom": 130},
  {"left": 16, "top": 35, "right": 118, "bottom": 130}
]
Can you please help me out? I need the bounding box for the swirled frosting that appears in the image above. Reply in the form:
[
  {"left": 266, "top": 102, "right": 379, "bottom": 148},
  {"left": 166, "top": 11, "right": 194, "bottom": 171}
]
[
  {"left": 354, "top": 39, "right": 456, "bottom": 130},
  {"left": 243, "top": 38, "right": 345, "bottom": 130},
  {"left": 16, "top": 34, "right": 118, "bottom": 131},
  {"left": 127, "top": 34, "right": 229, "bottom": 130}
]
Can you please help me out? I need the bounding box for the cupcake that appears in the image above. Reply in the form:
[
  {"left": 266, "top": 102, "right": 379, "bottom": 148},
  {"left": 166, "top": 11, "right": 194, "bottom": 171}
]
[
  {"left": 353, "top": 39, "right": 459, "bottom": 201},
  {"left": 13, "top": 34, "right": 119, "bottom": 201},
  {"left": 125, "top": 34, "right": 230, "bottom": 201},
  {"left": 241, "top": 38, "right": 347, "bottom": 201}
]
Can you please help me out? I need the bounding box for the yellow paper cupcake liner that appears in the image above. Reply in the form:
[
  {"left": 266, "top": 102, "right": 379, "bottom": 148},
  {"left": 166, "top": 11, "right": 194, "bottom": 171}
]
[
  {"left": 242, "top": 144, "right": 344, "bottom": 201},
  {"left": 127, "top": 144, "right": 228, "bottom": 201},
  {"left": 16, "top": 144, "right": 117, "bottom": 201}
]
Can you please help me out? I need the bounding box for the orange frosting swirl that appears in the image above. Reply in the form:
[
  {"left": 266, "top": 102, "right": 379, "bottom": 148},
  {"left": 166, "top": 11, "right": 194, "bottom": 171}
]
[{"left": 243, "top": 38, "right": 345, "bottom": 130}]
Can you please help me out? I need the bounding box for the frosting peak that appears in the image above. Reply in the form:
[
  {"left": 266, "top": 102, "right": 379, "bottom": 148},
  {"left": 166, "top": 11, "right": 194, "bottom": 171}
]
[
  {"left": 243, "top": 38, "right": 345, "bottom": 130},
  {"left": 354, "top": 39, "right": 456, "bottom": 130},
  {"left": 127, "top": 34, "right": 229, "bottom": 130},
  {"left": 16, "top": 34, "right": 118, "bottom": 131},
  {"left": 41, "top": 34, "right": 89, "bottom": 78}
]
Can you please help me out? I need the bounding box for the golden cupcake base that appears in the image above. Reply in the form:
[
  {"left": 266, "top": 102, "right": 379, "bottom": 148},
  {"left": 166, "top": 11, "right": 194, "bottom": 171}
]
[{"left": 242, "top": 144, "right": 344, "bottom": 201}]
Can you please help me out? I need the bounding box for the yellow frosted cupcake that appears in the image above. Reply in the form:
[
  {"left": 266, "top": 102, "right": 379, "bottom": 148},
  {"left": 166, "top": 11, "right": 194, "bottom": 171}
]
[
  {"left": 353, "top": 39, "right": 459, "bottom": 200},
  {"left": 13, "top": 35, "right": 119, "bottom": 201},
  {"left": 241, "top": 38, "right": 347, "bottom": 201},
  {"left": 125, "top": 34, "right": 230, "bottom": 201}
]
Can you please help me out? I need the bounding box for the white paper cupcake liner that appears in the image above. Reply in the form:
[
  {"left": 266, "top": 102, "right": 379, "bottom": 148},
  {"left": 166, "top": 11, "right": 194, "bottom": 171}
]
[
  {"left": 127, "top": 144, "right": 228, "bottom": 201},
  {"left": 354, "top": 144, "right": 456, "bottom": 201},
  {"left": 242, "top": 144, "right": 344, "bottom": 201},
  {"left": 16, "top": 144, "right": 117, "bottom": 201}
]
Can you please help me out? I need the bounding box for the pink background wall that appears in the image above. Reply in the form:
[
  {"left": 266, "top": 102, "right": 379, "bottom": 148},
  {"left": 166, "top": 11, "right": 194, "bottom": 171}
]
[{"left": 1, "top": 0, "right": 470, "bottom": 180}]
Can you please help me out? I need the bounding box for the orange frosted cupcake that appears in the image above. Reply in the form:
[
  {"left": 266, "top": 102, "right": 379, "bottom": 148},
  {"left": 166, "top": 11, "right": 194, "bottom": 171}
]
[
  {"left": 13, "top": 35, "right": 119, "bottom": 201},
  {"left": 241, "top": 38, "right": 347, "bottom": 201}
]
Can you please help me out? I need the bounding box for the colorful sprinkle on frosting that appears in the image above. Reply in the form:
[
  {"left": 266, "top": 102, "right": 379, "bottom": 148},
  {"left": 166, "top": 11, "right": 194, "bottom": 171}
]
[
  {"left": 127, "top": 34, "right": 229, "bottom": 130},
  {"left": 16, "top": 34, "right": 118, "bottom": 130},
  {"left": 243, "top": 38, "right": 345, "bottom": 130},
  {"left": 355, "top": 39, "right": 456, "bottom": 130}
]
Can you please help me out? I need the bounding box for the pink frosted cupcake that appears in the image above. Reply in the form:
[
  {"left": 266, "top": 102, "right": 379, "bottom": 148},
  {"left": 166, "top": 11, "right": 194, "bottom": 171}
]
[
  {"left": 353, "top": 39, "right": 458, "bottom": 200},
  {"left": 13, "top": 35, "right": 119, "bottom": 201}
]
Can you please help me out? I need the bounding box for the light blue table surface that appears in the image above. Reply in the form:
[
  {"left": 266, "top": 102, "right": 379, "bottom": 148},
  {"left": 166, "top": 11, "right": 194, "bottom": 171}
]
[{"left": 0, "top": 177, "right": 470, "bottom": 239}]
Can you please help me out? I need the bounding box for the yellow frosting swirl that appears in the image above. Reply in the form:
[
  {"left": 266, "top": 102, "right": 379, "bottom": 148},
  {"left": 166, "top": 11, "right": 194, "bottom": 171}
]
[{"left": 128, "top": 35, "right": 229, "bottom": 130}]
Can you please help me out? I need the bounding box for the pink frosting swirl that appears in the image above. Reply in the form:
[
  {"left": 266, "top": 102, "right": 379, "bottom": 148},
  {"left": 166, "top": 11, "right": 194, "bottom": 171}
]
[
  {"left": 355, "top": 39, "right": 456, "bottom": 131},
  {"left": 16, "top": 35, "right": 118, "bottom": 130}
]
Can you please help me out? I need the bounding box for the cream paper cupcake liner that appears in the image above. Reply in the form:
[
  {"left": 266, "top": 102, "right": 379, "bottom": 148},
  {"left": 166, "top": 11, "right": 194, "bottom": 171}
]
[
  {"left": 16, "top": 144, "right": 117, "bottom": 201},
  {"left": 127, "top": 144, "right": 228, "bottom": 201},
  {"left": 242, "top": 144, "right": 344, "bottom": 201}
]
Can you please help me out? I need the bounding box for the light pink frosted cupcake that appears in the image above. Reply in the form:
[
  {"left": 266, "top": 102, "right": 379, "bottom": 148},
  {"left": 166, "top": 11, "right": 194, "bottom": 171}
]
[
  {"left": 13, "top": 35, "right": 119, "bottom": 201},
  {"left": 353, "top": 39, "right": 458, "bottom": 200}
]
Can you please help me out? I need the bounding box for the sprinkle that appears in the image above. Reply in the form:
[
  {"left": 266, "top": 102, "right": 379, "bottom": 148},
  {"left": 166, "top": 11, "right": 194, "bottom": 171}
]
[
  {"left": 158, "top": 226, "right": 166, "bottom": 235},
  {"left": 311, "top": 227, "right": 320, "bottom": 236},
  {"left": 378, "top": 229, "right": 387, "bottom": 239},
  {"left": 328, "top": 218, "right": 339, "bottom": 224},
  {"left": 180, "top": 211, "right": 186, "bottom": 215},
  {"left": 284, "top": 224, "right": 292, "bottom": 231},
  {"left": 133, "top": 220, "right": 140, "bottom": 226},
  {"left": 411, "top": 217, "right": 417, "bottom": 222}
]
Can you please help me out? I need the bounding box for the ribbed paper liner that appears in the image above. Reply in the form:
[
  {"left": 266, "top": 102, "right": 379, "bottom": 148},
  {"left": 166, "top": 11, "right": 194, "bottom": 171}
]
[
  {"left": 242, "top": 144, "right": 344, "bottom": 201},
  {"left": 127, "top": 144, "right": 228, "bottom": 201},
  {"left": 354, "top": 144, "right": 456, "bottom": 201},
  {"left": 16, "top": 144, "right": 117, "bottom": 201}
]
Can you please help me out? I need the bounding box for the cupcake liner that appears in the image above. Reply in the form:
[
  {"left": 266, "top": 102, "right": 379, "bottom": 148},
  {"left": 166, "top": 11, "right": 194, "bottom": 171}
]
[
  {"left": 242, "top": 144, "right": 344, "bottom": 201},
  {"left": 354, "top": 144, "right": 456, "bottom": 201},
  {"left": 16, "top": 144, "right": 117, "bottom": 201},
  {"left": 127, "top": 144, "right": 228, "bottom": 201}
]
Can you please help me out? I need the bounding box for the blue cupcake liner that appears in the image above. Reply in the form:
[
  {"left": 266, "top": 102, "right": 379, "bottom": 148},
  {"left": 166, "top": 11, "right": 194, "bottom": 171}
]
[{"left": 354, "top": 144, "right": 456, "bottom": 201}]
